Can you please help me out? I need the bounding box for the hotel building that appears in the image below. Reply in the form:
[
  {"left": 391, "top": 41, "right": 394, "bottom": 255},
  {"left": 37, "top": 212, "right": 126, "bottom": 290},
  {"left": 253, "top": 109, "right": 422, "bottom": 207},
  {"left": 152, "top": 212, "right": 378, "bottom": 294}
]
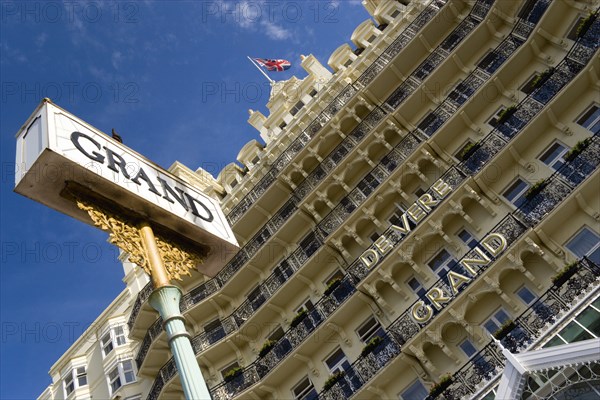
[{"left": 38, "top": 0, "right": 600, "bottom": 399}]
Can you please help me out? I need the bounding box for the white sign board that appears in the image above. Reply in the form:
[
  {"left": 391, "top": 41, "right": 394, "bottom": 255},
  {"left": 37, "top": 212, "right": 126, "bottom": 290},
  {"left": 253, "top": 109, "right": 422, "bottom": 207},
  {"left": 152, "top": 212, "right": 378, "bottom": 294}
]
[{"left": 15, "top": 100, "right": 238, "bottom": 277}]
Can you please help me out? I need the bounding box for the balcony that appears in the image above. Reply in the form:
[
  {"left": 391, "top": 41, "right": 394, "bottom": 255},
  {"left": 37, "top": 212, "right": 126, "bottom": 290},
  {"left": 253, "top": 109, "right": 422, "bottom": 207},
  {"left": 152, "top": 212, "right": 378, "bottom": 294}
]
[
  {"left": 431, "top": 257, "right": 600, "bottom": 400},
  {"left": 416, "top": 0, "right": 553, "bottom": 138},
  {"left": 462, "top": 13, "right": 600, "bottom": 175},
  {"left": 129, "top": 0, "right": 496, "bottom": 334},
  {"left": 227, "top": 0, "right": 451, "bottom": 226}
]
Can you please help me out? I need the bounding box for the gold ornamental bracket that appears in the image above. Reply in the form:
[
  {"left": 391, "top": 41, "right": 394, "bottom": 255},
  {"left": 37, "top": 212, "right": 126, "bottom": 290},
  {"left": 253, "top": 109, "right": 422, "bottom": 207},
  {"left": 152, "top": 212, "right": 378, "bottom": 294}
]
[{"left": 76, "top": 199, "right": 206, "bottom": 286}]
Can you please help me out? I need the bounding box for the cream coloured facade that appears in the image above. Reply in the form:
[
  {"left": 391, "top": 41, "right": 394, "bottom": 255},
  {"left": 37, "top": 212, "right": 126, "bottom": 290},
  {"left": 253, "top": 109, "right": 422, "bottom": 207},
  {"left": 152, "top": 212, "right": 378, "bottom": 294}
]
[{"left": 39, "top": 0, "right": 600, "bottom": 399}]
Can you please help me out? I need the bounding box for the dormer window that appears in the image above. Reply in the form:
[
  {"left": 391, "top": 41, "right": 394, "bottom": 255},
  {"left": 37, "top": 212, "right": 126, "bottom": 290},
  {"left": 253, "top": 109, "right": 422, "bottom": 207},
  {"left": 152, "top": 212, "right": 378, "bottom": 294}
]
[{"left": 290, "top": 101, "right": 304, "bottom": 116}]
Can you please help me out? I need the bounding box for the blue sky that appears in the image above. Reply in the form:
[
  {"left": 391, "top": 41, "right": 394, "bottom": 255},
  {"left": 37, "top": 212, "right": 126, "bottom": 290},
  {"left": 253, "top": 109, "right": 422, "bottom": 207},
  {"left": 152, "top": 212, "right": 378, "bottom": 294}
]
[{"left": 0, "top": 1, "right": 370, "bottom": 398}]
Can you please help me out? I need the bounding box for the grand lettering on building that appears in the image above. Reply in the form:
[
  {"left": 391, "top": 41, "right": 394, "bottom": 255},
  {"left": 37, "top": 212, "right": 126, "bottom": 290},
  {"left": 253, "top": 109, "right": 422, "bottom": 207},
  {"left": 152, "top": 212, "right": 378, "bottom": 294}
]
[{"left": 71, "top": 131, "right": 214, "bottom": 222}]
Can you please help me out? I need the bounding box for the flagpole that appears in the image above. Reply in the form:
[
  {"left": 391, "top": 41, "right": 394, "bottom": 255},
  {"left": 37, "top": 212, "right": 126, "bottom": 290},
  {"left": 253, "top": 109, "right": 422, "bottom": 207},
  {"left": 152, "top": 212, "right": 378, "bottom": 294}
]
[{"left": 247, "top": 56, "right": 274, "bottom": 84}]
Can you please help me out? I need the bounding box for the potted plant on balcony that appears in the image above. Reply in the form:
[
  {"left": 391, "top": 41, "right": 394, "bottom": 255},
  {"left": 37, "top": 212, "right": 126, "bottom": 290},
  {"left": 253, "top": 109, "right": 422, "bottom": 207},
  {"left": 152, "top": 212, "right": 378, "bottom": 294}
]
[
  {"left": 497, "top": 105, "right": 517, "bottom": 124},
  {"left": 458, "top": 142, "right": 480, "bottom": 161},
  {"left": 576, "top": 12, "right": 598, "bottom": 38},
  {"left": 258, "top": 340, "right": 275, "bottom": 358},
  {"left": 552, "top": 261, "right": 579, "bottom": 287},
  {"left": 493, "top": 320, "right": 516, "bottom": 340},
  {"left": 290, "top": 309, "right": 308, "bottom": 328},
  {"left": 323, "top": 371, "right": 346, "bottom": 391},
  {"left": 524, "top": 179, "right": 547, "bottom": 200},
  {"left": 223, "top": 367, "right": 243, "bottom": 383},
  {"left": 360, "top": 336, "right": 384, "bottom": 357},
  {"left": 564, "top": 137, "right": 592, "bottom": 161},
  {"left": 324, "top": 277, "right": 342, "bottom": 296},
  {"left": 429, "top": 375, "right": 452, "bottom": 398},
  {"left": 531, "top": 67, "right": 555, "bottom": 89}
]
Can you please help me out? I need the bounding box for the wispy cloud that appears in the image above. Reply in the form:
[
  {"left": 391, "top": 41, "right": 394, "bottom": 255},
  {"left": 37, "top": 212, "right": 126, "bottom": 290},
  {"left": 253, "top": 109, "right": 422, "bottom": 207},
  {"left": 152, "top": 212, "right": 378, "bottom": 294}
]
[
  {"left": 35, "top": 33, "right": 48, "bottom": 49},
  {"left": 259, "top": 20, "right": 292, "bottom": 40}
]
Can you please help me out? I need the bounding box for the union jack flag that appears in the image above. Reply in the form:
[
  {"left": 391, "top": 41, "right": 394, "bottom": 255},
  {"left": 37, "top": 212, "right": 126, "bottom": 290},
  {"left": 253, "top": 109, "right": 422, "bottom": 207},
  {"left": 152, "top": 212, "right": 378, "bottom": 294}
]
[{"left": 254, "top": 58, "right": 291, "bottom": 72}]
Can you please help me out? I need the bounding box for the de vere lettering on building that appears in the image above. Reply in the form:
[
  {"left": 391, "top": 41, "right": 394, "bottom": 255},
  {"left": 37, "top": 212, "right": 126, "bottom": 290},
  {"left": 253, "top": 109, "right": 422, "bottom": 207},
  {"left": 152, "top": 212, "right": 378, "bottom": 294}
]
[{"left": 358, "top": 178, "right": 508, "bottom": 324}]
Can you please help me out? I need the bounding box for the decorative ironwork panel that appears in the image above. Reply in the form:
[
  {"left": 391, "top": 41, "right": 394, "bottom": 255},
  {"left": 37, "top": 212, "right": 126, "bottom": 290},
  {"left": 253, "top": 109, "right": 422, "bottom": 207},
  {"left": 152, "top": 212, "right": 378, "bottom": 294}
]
[
  {"left": 388, "top": 314, "right": 420, "bottom": 346},
  {"left": 520, "top": 179, "right": 573, "bottom": 225},
  {"left": 128, "top": 282, "right": 153, "bottom": 331},
  {"left": 462, "top": 132, "right": 508, "bottom": 174}
]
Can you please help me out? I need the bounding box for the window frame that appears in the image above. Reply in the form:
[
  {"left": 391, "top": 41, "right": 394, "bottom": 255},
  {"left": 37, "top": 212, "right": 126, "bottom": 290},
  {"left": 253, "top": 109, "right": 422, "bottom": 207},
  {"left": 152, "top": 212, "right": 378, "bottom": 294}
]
[
  {"left": 484, "top": 308, "right": 511, "bottom": 334},
  {"left": 356, "top": 316, "right": 385, "bottom": 343},
  {"left": 459, "top": 338, "right": 477, "bottom": 358},
  {"left": 107, "top": 359, "right": 136, "bottom": 395},
  {"left": 538, "top": 141, "right": 569, "bottom": 171},
  {"left": 100, "top": 324, "right": 127, "bottom": 358},
  {"left": 576, "top": 103, "right": 600, "bottom": 134},
  {"left": 292, "top": 375, "right": 317, "bottom": 400},
  {"left": 515, "top": 285, "right": 537, "bottom": 305},
  {"left": 502, "top": 177, "right": 530, "bottom": 208},
  {"left": 565, "top": 226, "right": 600, "bottom": 263},
  {"left": 63, "top": 365, "right": 87, "bottom": 397},
  {"left": 427, "top": 248, "right": 457, "bottom": 278},
  {"left": 220, "top": 360, "right": 240, "bottom": 379},
  {"left": 407, "top": 277, "right": 427, "bottom": 298},
  {"left": 399, "top": 379, "right": 428, "bottom": 399},
  {"left": 324, "top": 347, "right": 350, "bottom": 374},
  {"left": 457, "top": 228, "right": 478, "bottom": 249}
]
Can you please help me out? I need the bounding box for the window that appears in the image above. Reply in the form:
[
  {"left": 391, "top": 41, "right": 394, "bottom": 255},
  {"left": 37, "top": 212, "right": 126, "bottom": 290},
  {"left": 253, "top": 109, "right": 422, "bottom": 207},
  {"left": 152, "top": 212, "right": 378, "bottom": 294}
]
[
  {"left": 356, "top": 316, "right": 385, "bottom": 343},
  {"left": 502, "top": 178, "right": 530, "bottom": 208},
  {"left": 414, "top": 187, "right": 425, "bottom": 198},
  {"left": 391, "top": 9, "right": 401, "bottom": 19},
  {"left": 325, "top": 270, "right": 344, "bottom": 287},
  {"left": 455, "top": 140, "right": 475, "bottom": 161},
  {"left": 290, "top": 100, "right": 304, "bottom": 116},
  {"left": 325, "top": 347, "right": 350, "bottom": 374},
  {"left": 309, "top": 89, "right": 318, "bottom": 97},
  {"left": 251, "top": 156, "right": 260, "bottom": 165},
  {"left": 457, "top": 229, "right": 478, "bottom": 249},
  {"left": 484, "top": 308, "right": 510, "bottom": 334},
  {"left": 516, "top": 286, "right": 536, "bottom": 305},
  {"left": 268, "top": 326, "right": 284, "bottom": 342},
  {"left": 295, "top": 298, "right": 314, "bottom": 314},
  {"left": 292, "top": 376, "right": 318, "bottom": 400},
  {"left": 488, "top": 107, "right": 506, "bottom": 127},
  {"left": 576, "top": 104, "right": 600, "bottom": 134},
  {"left": 544, "top": 303, "right": 600, "bottom": 347},
  {"left": 344, "top": 59, "right": 353, "bottom": 67},
  {"left": 108, "top": 360, "right": 136, "bottom": 394},
  {"left": 367, "top": 34, "right": 377, "bottom": 43},
  {"left": 427, "top": 249, "right": 457, "bottom": 278},
  {"left": 279, "top": 122, "right": 287, "bottom": 130},
  {"left": 389, "top": 204, "right": 407, "bottom": 225},
  {"left": 400, "top": 380, "right": 428, "bottom": 399},
  {"left": 370, "top": 232, "right": 381, "bottom": 242},
  {"left": 566, "top": 227, "right": 600, "bottom": 264},
  {"left": 520, "top": 73, "right": 540, "bottom": 95},
  {"left": 459, "top": 339, "right": 477, "bottom": 357},
  {"left": 220, "top": 361, "right": 240, "bottom": 379},
  {"left": 63, "top": 366, "right": 87, "bottom": 396},
  {"left": 539, "top": 141, "right": 569, "bottom": 170},
  {"left": 566, "top": 16, "right": 586, "bottom": 40},
  {"left": 204, "top": 318, "right": 226, "bottom": 343},
  {"left": 100, "top": 325, "right": 127, "bottom": 357},
  {"left": 407, "top": 277, "right": 427, "bottom": 298}
]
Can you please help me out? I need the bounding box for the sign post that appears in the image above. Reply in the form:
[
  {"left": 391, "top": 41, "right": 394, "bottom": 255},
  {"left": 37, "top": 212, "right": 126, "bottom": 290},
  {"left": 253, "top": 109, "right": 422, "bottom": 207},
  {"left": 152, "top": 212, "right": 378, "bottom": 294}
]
[{"left": 14, "top": 99, "right": 238, "bottom": 399}]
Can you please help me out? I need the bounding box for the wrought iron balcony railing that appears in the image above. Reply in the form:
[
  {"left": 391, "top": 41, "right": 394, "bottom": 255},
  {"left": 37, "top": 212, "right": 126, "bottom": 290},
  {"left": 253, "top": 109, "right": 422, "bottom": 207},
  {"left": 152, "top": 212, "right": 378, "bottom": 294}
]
[
  {"left": 129, "top": 0, "right": 465, "bottom": 333},
  {"left": 226, "top": 0, "right": 449, "bottom": 226},
  {"left": 431, "top": 257, "right": 600, "bottom": 400},
  {"left": 136, "top": 0, "right": 498, "bottom": 360},
  {"left": 143, "top": 2, "right": 596, "bottom": 396}
]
